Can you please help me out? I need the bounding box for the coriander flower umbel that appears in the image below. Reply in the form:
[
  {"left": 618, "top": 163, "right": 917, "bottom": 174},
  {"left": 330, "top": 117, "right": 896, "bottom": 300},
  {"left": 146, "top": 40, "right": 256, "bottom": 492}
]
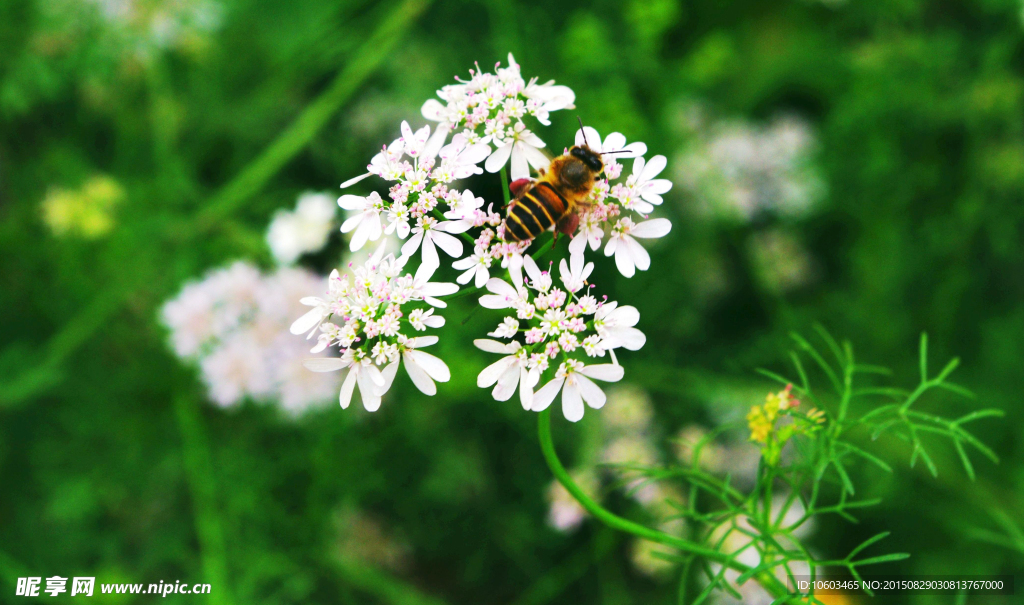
[
  {"left": 475, "top": 252, "right": 640, "bottom": 421},
  {"left": 336, "top": 118, "right": 490, "bottom": 258},
  {"left": 292, "top": 243, "right": 457, "bottom": 411},
  {"left": 420, "top": 54, "right": 574, "bottom": 181},
  {"left": 564, "top": 127, "right": 675, "bottom": 278}
]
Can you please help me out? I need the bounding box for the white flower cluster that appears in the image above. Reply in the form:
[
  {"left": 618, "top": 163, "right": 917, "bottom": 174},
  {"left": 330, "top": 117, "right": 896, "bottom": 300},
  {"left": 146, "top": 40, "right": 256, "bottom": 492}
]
[
  {"left": 290, "top": 244, "right": 457, "bottom": 412},
  {"left": 86, "top": 0, "right": 223, "bottom": 57},
  {"left": 474, "top": 253, "right": 644, "bottom": 422},
  {"left": 674, "top": 108, "right": 822, "bottom": 222},
  {"left": 266, "top": 191, "right": 336, "bottom": 265},
  {"left": 421, "top": 53, "right": 576, "bottom": 180},
  {"left": 569, "top": 127, "right": 674, "bottom": 277},
  {"left": 335, "top": 55, "right": 576, "bottom": 275},
  {"left": 160, "top": 262, "right": 339, "bottom": 414}
]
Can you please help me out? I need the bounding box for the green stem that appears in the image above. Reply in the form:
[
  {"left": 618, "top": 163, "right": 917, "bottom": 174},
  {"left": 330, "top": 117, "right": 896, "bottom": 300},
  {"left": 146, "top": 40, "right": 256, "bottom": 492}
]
[
  {"left": 334, "top": 557, "right": 448, "bottom": 605},
  {"left": 196, "top": 0, "right": 432, "bottom": 228},
  {"left": 530, "top": 235, "right": 558, "bottom": 261},
  {"left": 175, "top": 395, "right": 234, "bottom": 605},
  {"left": 536, "top": 409, "right": 789, "bottom": 599},
  {"left": 500, "top": 166, "right": 512, "bottom": 207}
]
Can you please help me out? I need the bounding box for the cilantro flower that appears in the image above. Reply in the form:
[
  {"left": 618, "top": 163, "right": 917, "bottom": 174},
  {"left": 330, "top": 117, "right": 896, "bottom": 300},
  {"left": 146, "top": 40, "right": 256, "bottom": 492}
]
[
  {"left": 474, "top": 252, "right": 642, "bottom": 421},
  {"left": 293, "top": 243, "right": 457, "bottom": 411}
]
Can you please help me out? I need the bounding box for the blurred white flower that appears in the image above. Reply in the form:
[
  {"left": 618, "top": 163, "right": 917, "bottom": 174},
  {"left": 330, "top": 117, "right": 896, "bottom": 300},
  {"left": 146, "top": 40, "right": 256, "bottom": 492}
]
[
  {"left": 161, "top": 263, "right": 340, "bottom": 414},
  {"left": 546, "top": 469, "right": 598, "bottom": 532},
  {"left": 675, "top": 109, "right": 822, "bottom": 222},
  {"left": 266, "top": 192, "right": 336, "bottom": 265}
]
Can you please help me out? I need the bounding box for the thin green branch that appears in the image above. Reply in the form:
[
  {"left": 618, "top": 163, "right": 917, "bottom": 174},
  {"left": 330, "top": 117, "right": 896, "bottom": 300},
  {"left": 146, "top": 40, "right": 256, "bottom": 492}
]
[
  {"left": 197, "top": 0, "right": 432, "bottom": 228},
  {"left": 536, "top": 409, "right": 790, "bottom": 599},
  {"left": 175, "top": 395, "right": 234, "bottom": 605}
]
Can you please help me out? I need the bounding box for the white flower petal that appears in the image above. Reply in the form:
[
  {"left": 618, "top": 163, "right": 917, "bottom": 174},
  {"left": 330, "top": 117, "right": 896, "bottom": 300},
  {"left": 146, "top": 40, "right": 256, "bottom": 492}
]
[
  {"left": 421, "top": 98, "right": 446, "bottom": 121},
  {"left": 340, "top": 173, "right": 373, "bottom": 189},
  {"left": 531, "top": 377, "right": 564, "bottom": 412},
  {"left": 579, "top": 364, "right": 625, "bottom": 382},
  {"left": 356, "top": 369, "right": 380, "bottom": 410},
  {"left": 561, "top": 382, "right": 584, "bottom": 422},
  {"left": 406, "top": 350, "right": 450, "bottom": 382},
  {"left": 479, "top": 294, "right": 513, "bottom": 309},
  {"left": 568, "top": 234, "right": 587, "bottom": 255},
  {"left": 491, "top": 364, "right": 521, "bottom": 401},
  {"left": 609, "top": 326, "right": 647, "bottom": 351},
  {"left": 474, "top": 266, "right": 489, "bottom": 288},
  {"left": 423, "top": 123, "right": 450, "bottom": 159},
  {"left": 614, "top": 240, "right": 636, "bottom": 277},
  {"left": 522, "top": 144, "right": 550, "bottom": 171},
  {"left": 625, "top": 235, "right": 650, "bottom": 272},
  {"left": 338, "top": 194, "right": 367, "bottom": 211},
  {"left": 303, "top": 358, "right": 345, "bottom": 372},
  {"left": 639, "top": 155, "right": 667, "bottom": 182},
  {"left": 519, "top": 368, "right": 537, "bottom": 410},
  {"left": 377, "top": 361, "right": 400, "bottom": 396},
  {"left": 290, "top": 307, "right": 324, "bottom": 335},
  {"left": 611, "top": 305, "right": 641, "bottom": 326},
  {"left": 420, "top": 235, "right": 440, "bottom": 272},
  {"left": 510, "top": 144, "right": 530, "bottom": 181},
  {"left": 338, "top": 368, "right": 357, "bottom": 409},
  {"left": 485, "top": 142, "right": 514, "bottom": 173},
  {"left": 474, "top": 339, "right": 517, "bottom": 354},
  {"left": 576, "top": 126, "right": 602, "bottom": 149},
  {"left": 478, "top": 356, "right": 516, "bottom": 387},
  {"left": 340, "top": 213, "right": 362, "bottom": 234},
  {"left": 362, "top": 395, "right": 382, "bottom": 412},
  {"left": 407, "top": 335, "right": 439, "bottom": 348},
  {"left": 431, "top": 230, "right": 464, "bottom": 258},
  {"left": 575, "top": 374, "right": 606, "bottom": 409},
  {"left": 631, "top": 218, "right": 672, "bottom": 239},
  {"left": 403, "top": 352, "right": 437, "bottom": 395}
]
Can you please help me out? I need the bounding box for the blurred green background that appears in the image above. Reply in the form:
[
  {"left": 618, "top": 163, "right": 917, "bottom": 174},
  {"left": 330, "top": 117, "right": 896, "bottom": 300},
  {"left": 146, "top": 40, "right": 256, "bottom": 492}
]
[{"left": 1, "top": 0, "right": 1022, "bottom": 603}]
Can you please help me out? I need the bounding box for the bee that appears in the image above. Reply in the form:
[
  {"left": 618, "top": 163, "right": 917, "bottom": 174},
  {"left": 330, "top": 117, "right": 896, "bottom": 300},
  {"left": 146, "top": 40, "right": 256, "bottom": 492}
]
[{"left": 502, "top": 121, "right": 628, "bottom": 243}]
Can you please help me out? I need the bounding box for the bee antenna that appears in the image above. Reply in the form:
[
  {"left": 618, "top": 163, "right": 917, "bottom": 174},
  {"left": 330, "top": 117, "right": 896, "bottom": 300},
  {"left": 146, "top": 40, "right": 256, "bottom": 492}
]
[
  {"left": 601, "top": 150, "right": 632, "bottom": 156},
  {"left": 577, "top": 116, "right": 590, "bottom": 147}
]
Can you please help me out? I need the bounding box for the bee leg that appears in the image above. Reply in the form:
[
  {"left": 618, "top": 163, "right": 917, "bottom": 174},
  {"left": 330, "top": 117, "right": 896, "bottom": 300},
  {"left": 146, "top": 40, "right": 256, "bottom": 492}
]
[
  {"left": 509, "top": 178, "right": 533, "bottom": 201},
  {"left": 556, "top": 213, "right": 580, "bottom": 239}
]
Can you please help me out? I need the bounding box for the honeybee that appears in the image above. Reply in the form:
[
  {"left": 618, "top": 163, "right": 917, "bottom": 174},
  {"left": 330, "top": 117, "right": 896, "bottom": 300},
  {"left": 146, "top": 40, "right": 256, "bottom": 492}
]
[{"left": 502, "top": 123, "right": 628, "bottom": 242}]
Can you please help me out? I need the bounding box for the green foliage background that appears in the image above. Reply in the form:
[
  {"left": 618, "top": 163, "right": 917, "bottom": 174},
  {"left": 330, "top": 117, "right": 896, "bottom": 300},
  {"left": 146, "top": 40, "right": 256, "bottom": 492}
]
[{"left": 0, "top": 0, "right": 1022, "bottom": 603}]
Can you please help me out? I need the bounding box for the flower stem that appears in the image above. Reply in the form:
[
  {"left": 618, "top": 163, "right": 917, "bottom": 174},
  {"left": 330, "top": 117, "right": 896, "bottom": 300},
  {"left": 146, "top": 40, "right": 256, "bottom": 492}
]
[
  {"left": 530, "top": 235, "right": 558, "bottom": 260},
  {"left": 536, "top": 408, "right": 789, "bottom": 599},
  {"left": 500, "top": 166, "right": 512, "bottom": 207},
  {"left": 175, "top": 394, "right": 235, "bottom": 605}
]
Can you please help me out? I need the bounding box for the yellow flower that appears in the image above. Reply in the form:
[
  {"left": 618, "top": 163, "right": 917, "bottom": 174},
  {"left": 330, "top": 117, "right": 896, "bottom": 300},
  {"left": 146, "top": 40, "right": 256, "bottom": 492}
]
[
  {"left": 42, "top": 175, "right": 125, "bottom": 239},
  {"left": 746, "top": 404, "right": 772, "bottom": 444}
]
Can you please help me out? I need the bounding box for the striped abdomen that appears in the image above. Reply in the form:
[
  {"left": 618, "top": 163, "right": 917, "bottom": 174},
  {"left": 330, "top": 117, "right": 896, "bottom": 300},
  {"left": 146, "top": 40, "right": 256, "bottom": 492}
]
[{"left": 503, "top": 182, "right": 569, "bottom": 242}]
